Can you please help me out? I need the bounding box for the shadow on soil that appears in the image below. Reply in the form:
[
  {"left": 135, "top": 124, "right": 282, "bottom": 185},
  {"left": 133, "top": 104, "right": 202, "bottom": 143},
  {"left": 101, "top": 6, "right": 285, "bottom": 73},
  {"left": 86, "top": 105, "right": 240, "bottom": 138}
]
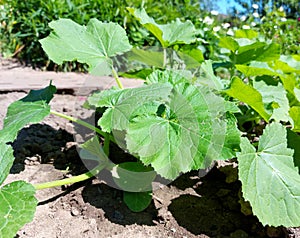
[
  {"left": 168, "top": 167, "right": 276, "bottom": 237},
  {"left": 82, "top": 183, "right": 158, "bottom": 226},
  {"left": 11, "top": 123, "right": 84, "bottom": 174}
]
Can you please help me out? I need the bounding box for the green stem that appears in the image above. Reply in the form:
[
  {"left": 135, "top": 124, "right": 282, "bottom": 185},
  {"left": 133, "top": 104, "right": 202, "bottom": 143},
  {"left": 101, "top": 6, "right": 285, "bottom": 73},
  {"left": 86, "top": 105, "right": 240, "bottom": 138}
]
[
  {"left": 163, "top": 48, "right": 167, "bottom": 68},
  {"left": 33, "top": 163, "right": 105, "bottom": 190},
  {"left": 103, "top": 133, "right": 110, "bottom": 156},
  {"left": 50, "top": 110, "right": 106, "bottom": 137},
  {"left": 112, "top": 67, "right": 123, "bottom": 89}
]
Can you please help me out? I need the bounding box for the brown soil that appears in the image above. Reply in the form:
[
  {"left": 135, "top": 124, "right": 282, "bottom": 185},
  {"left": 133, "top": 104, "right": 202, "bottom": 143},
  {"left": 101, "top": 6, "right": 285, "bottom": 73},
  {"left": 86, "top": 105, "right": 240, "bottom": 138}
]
[{"left": 1, "top": 57, "right": 299, "bottom": 238}]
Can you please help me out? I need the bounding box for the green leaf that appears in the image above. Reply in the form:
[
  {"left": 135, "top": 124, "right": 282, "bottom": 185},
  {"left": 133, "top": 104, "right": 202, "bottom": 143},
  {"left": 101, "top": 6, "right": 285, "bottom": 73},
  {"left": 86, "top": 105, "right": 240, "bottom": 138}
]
[
  {"left": 87, "top": 83, "right": 173, "bottom": 132},
  {"left": 287, "top": 129, "right": 300, "bottom": 171},
  {"left": 79, "top": 136, "right": 108, "bottom": 163},
  {"left": 290, "top": 106, "right": 300, "bottom": 132},
  {"left": 40, "top": 18, "right": 132, "bottom": 75},
  {"left": 236, "top": 42, "right": 280, "bottom": 64},
  {"left": 120, "top": 68, "right": 153, "bottom": 80},
  {"left": 234, "top": 29, "right": 258, "bottom": 39},
  {"left": 126, "top": 71, "right": 240, "bottom": 179},
  {"left": 0, "top": 101, "right": 50, "bottom": 143},
  {"left": 21, "top": 82, "right": 56, "bottom": 103},
  {"left": 128, "top": 8, "right": 196, "bottom": 47},
  {"left": 128, "top": 47, "right": 164, "bottom": 68},
  {"left": 177, "top": 45, "right": 204, "bottom": 69},
  {"left": 237, "top": 123, "right": 300, "bottom": 227},
  {"left": 253, "top": 80, "right": 290, "bottom": 122},
  {"left": 123, "top": 191, "right": 152, "bottom": 212},
  {"left": 236, "top": 62, "right": 278, "bottom": 77},
  {"left": 112, "top": 162, "right": 156, "bottom": 192},
  {"left": 0, "top": 85, "right": 55, "bottom": 183},
  {"left": 219, "top": 36, "right": 239, "bottom": 52},
  {"left": 0, "top": 181, "right": 37, "bottom": 238},
  {"left": 197, "top": 60, "right": 224, "bottom": 90},
  {"left": 0, "top": 144, "right": 14, "bottom": 185},
  {"left": 224, "top": 77, "right": 270, "bottom": 121}
]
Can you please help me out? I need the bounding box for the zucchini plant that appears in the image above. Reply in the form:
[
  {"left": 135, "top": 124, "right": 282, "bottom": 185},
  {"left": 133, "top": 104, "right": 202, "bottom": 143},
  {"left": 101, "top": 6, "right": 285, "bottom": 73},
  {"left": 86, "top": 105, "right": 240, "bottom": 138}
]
[{"left": 0, "top": 8, "right": 300, "bottom": 237}]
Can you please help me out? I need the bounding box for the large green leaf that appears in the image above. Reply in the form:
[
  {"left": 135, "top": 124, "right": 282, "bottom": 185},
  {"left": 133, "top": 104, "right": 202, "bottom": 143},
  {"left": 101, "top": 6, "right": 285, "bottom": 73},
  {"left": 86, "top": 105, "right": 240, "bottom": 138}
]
[
  {"left": 128, "top": 8, "right": 196, "bottom": 48},
  {"left": 287, "top": 129, "right": 300, "bottom": 171},
  {"left": 0, "top": 84, "right": 55, "bottom": 143},
  {"left": 235, "top": 42, "right": 280, "bottom": 64},
  {"left": 236, "top": 62, "right": 278, "bottom": 77},
  {"left": 0, "top": 101, "right": 50, "bottom": 143},
  {"left": 0, "top": 181, "right": 37, "bottom": 238},
  {"left": 0, "top": 144, "right": 14, "bottom": 185},
  {"left": 87, "top": 83, "right": 173, "bottom": 133},
  {"left": 225, "top": 77, "right": 271, "bottom": 121},
  {"left": 0, "top": 84, "right": 55, "bottom": 185},
  {"left": 126, "top": 71, "right": 240, "bottom": 179},
  {"left": 237, "top": 123, "right": 300, "bottom": 227},
  {"left": 40, "top": 18, "right": 132, "bottom": 75},
  {"left": 127, "top": 47, "right": 164, "bottom": 68},
  {"left": 253, "top": 80, "right": 290, "bottom": 122}
]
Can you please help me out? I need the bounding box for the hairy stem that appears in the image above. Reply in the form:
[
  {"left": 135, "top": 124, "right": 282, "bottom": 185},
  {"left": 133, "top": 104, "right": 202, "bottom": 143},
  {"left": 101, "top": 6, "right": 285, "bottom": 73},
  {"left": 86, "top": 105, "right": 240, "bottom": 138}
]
[
  {"left": 33, "top": 163, "right": 106, "bottom": 190},
  {"left": 112, "top": 67, "right": 123, "bottom": 89},
  {"left": 50, "top": 110, "right": 106, "bottom": 137}
]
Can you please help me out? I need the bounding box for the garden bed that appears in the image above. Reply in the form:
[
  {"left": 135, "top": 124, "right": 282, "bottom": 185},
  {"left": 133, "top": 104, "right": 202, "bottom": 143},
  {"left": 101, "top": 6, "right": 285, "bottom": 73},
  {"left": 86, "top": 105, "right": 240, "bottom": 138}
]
[{"left": 1, "top": 58, "right": 299, "bottom": 238}]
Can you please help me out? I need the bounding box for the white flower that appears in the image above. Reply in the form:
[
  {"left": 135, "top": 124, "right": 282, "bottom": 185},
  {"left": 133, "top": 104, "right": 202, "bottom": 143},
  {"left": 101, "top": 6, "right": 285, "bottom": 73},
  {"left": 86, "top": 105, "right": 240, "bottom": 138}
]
[
  {"left": 252, "top": 3, "right": 259, "bottom": 9},
  {"left": 279, "top": 6, "right": 284, "bottom": 12},
  {"left": 211, "top": 10, "right": 219, "bottom": 16},
  {"left": 251, "top": 22, "right": 256, "bottom": 27},
  {"left": 274, "top": 25, "right": 278, "bottom": 29},
  {"left": 203, "top": 16, "right": 214, "bottom": 25},
  {"left": 240, "top": 15, "right": 247, "bottom": 22},
  {"left": 213, "top": 26, "right": 221, "bottom": 32},
  {"left": 253, "top": 12, "right": 259, "bottom": 18},
  {"left": 242, "top": 25, "right": 251, "bottom": 29},
  {"left": 203, "top": 27, "right": 209, "bottom": 32},
  {"left": 281, "top": 17, "right": 287, "bottom": 22},
  {"left": 222, "top": 22, "right": 231, "bottom": 29},
  {"left": 227, "top": 29, "right": 234, "bottom": 36}
]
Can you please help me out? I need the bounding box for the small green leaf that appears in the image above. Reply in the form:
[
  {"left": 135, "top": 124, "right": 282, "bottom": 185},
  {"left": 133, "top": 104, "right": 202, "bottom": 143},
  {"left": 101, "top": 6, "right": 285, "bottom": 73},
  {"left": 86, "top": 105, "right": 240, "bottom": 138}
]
[
  {"left": 0, "top": 181, "right": 37, "bottom": 238},
  {"left": 112, "top": 162, "right": 156, "bottom": 192},
  {"left": 40, "top": 18, "right": 132, "bottom": 75},
  {"left": 197, "top": 60, "right": 224, "bottom": 90},
  {"left": 225, "top": 77, "right": 270, "bottom": 121},
  {"left": 238, "top": 122, "right": 300, "bottom": 227},
  {"left": 253, "top": 80, "right": 290, "bottom": 122},
  {"left": 21, "top": 82, "right": 56, "bottom": 103},
  {"left": 219, "top": 36, "right": 239, "bottom": 52},
  {"left": 290, "top": 106, "right": 300, "bottom": 132},
  {"left": 234, "top": 29, "right": 258, "bottom": 39},
  {"left": 177, "top": 45, "right": 204, "bottom": 69},
  {"left": 79, "top": 136, "right": 108, "bottom": 163},
  {"left": 0, "top": 144, "right": 14, "bottom": 185},
  {"left": 128, "top": 8, "right": 196, "bottom": 47},
  {"left": 123, "top": 191, "right": 152, "bottom": 212}
]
